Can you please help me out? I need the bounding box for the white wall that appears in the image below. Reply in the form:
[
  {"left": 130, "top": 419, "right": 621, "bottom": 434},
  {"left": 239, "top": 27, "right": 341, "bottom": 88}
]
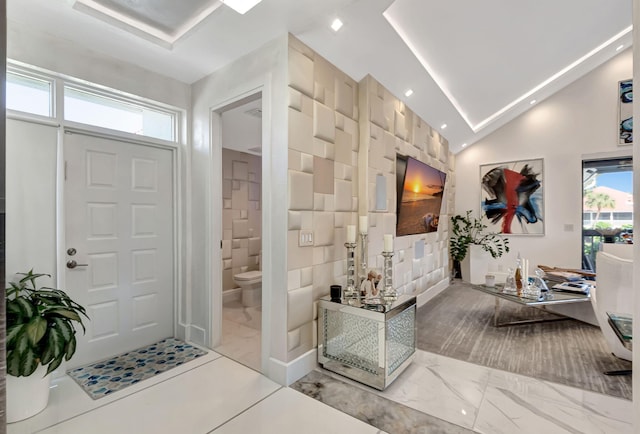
[
  {"left": 190, "top": 36, "right": 290, "bottom": 381},
  {"left": 455, "top": 48, "right": 632, "bottom": 271}
]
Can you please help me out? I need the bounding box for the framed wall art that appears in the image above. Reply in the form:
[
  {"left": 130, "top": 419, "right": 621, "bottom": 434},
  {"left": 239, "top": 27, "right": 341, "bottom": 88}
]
[
  {"left": 480, "top": 158, "right": 544, "bottom": 235},
  {"left": 618, "top": 79, "right": 632, "bottom": 145}
]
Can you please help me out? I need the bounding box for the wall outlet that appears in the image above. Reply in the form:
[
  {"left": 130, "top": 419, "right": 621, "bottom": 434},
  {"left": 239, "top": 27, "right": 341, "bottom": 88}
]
[{"left": 299, "top": 230, "right": 314, "bottom": 247}]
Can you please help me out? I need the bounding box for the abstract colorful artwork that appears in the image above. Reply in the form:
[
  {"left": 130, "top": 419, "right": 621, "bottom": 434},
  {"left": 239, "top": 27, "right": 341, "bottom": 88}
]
[
  {"left": 480, "top": 158, "right": 544, "bottom": 235},
  {"left": 619, "top": 79, "right": 632, "bottom": 145}
]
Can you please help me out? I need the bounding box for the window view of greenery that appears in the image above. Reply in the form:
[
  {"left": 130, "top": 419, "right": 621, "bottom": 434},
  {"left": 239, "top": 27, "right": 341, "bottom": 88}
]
[{"left": 582, "top": 157, "right": 633, "bottom": 270}]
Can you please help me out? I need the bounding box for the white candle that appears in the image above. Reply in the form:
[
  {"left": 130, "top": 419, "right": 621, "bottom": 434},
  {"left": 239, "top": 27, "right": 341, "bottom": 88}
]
[
  {"left": 384, "top": 234, "right": 393, "bottom": 252},
  {"left": 347, "top": 225, "right": 356, "bottom": 243},
  {"left": 359, "top": 216, "right": 368, "bottom": 234}
]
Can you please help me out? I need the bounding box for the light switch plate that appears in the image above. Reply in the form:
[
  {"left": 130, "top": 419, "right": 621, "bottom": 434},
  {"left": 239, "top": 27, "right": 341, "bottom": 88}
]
[{"left": 299, "top": 230, "right": 314, "bottom": 247}]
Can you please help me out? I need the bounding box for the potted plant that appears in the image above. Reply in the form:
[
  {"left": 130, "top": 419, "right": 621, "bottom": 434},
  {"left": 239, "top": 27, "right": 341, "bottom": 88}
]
[
  {"left": 450, "top": 211, "right": 510, "bottom": 283},
  {"left": 6, "top": 270, "right": 89, "bottom": 422}
]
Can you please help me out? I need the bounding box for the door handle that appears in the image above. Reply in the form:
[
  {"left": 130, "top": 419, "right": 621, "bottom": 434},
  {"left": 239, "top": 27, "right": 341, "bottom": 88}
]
[{"left": 66, "top": 260, "right": 88, "bottom": 269}]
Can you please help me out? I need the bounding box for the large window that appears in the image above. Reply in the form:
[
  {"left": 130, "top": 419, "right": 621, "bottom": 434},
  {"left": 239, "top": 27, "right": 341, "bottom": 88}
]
[{"left": 582, "top": 157, "right": 633, "bottom": 270}]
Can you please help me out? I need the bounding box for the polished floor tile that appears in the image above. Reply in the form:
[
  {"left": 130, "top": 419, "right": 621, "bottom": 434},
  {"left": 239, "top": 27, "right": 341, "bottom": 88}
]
[
  {"left": 35, "top": 357, "right": 281, "bottom": 434},
  {"left": 213, "top": 388, "right": 385, "bottom": 433},
  {"left": 214, "top": 303, "right": 262, "bottom": 371}
]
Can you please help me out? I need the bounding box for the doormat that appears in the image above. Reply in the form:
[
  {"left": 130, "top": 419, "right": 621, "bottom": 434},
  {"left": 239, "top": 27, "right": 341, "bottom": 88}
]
[{"left": 67, "top": 338, "right": 207, "bottom": 400}]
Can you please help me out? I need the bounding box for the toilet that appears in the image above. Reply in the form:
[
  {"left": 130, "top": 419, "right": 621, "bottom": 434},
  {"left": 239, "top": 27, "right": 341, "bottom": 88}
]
[{"left": 234, "top": 270, "right": 262, "bottom": 307}]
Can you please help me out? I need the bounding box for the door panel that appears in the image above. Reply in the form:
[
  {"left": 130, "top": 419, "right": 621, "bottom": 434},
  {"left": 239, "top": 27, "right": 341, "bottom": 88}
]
[{"left": 64, "top": 132, "right": 174, "bottom": 368}]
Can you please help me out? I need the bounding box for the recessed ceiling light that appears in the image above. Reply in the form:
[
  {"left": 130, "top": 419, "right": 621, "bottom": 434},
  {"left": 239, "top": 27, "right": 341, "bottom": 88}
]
[
  {"left": 440, "top": 123, "right": 447, "bottom": 129},
  {"left": 221, "top": 0, "right": 262, "bottom": 14},
  {"left": 331, "top": 18, "right": 343, "bottom": 32},
  {"left": 461, "top": 143, "right": 467, "bottom": 148},
  {"left": 404, "top": 89, "right": 414, "bottom": 97},
  {"left": 529, "top": 99, "right": 537, "bottom": 105},
  {"left": 616, "top": 44, "right": 625, "bottom": 51}
]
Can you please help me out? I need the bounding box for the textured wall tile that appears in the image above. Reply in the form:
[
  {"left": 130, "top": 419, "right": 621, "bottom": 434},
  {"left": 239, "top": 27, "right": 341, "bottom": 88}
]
[
  {"left": 249, "top": 237, "right": 261, "bottom": 256},
  {"left": 300, "top": 153, "right": 314, "bottom": 173},
  {"left": 222, "top": 240, "right": 232, "bottom": 259},
  {"left": 249, "top": 182, "right": 260, "bottom": 201},
  {"left": 314, "top": 193, "right": 325, "bottom": 211},
  {"left": 223, "top": 259, "right": 232, "bottom": 270},
  {"left": 370, "top": 96, "right": 387, "bottom": 130},
  {"left": 334, "top": 179, "right": 352, "bottom": 211},
  {"left": 289, "top": 87, "right": 303, "bottom": 111},
  {"left": 313, "top": 156, "right": 334, "bottom": 194},
  {"left": 231, "top": 247, "right": 248, "bottom": 268},
  {"left": 222, "top": 179, "right": 232, "bottom": 199},
  {"left": 334, "top": 129, "right": 352, "bottom": 165},
  {"left": 335, "top": 78, "right": 354, "bottom": 118},
  {"left": 232, "top": 219, "right": 249, "bottom": 238},
  {"left": 313, "top": 246, "right": 325, "bottom": 265},
  {"left": 232, "top": 160, "right": 248, "bottom": 180},
  {"left": 288, "top": 285, "right": 313, "bottom": 331},
  {"left": 289, "top": 108, "right": 314, "bottom": 154},
  {"left": 313, "top": 212, "right": 335, "bottom": 246},
  {"left": 288, "top": 171, "right": 314, "bottom": 210},
  {"left": 288, "top": 149, "right": 301, "bottom": 171},
  {"left": 287, "top": 328, "right": 301, "bottom": 351},
  {"left": 301, "top": 211, "right": 313, "bottom": 230},
  {"left": 288, "top": 48, "right": 314, "bottom": 97},
  {"left": 288, "top": 230, "right": 313, "bottom": 270},
  {"left": 300, "top": 266, "right": 314, "bottom": 287},
  {"left": 288, "top": 269, "right": 301, "bottom": 291},
  {"left": 313, "top": 101, "right": 336, "bottom": 143}
]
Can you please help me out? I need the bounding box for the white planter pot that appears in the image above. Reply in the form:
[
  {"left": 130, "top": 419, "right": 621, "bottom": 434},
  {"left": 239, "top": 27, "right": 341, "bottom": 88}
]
[
  {"left": 460, "top": 244, "right": 491, "bottom": 285},
  {"left": 7, "top": 365, "right": 51, "bottom": 423}
]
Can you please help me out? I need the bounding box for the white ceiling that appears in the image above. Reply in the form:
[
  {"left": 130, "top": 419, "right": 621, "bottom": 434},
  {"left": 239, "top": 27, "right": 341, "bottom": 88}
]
[{"left": 7, "top": 0, "right": 633, "bottom": 153}]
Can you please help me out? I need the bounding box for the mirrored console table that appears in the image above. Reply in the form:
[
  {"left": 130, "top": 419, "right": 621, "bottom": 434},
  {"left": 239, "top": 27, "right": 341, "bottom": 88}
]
[{"left": 317, "top": 295, "right": 416, "bottom": 390}]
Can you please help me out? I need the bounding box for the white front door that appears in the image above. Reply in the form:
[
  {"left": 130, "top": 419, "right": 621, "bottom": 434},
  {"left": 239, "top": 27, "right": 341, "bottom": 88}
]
[{"left": 64, "top": 131, "right": 174, "bottom": 368}]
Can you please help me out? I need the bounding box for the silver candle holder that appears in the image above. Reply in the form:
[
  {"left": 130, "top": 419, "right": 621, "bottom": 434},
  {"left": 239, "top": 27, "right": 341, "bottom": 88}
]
[
  {"left": 344, "top": 242, "right": 358, "bottom": 301},
  {"left": 359, "top": 232, "right": 368, "bottom": 285},
  {"left": 381, "top": 251, "right": 397, "bottom": 302}
]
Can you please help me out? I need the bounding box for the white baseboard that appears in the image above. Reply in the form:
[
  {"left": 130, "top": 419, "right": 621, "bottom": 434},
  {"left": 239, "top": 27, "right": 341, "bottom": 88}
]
[
  {"left": 417, "top": 277, "right": 450, "bottom": 308},
  {"left": 267, "top": 349, "right": 317, "bottom": 386},
  {"left": 187, "top": 325, "right": 207, "bottom": 348},
  {"left": 176, "top": 323, "right": 187, "bottom": 342},
  {"left": 223, "top": 288, "right": 242, "bottom": 304}
]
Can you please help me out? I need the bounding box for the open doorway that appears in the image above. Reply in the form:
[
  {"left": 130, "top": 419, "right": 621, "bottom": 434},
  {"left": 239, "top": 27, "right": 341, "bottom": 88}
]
[{"left": 213, "top": 94, "right": 262, "bottom": 371}]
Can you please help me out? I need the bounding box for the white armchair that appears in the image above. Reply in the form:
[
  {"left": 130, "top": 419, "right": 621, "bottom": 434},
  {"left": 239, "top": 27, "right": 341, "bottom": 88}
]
[{"left": 593, "top": 251, "right": 633, "bottom": 362}]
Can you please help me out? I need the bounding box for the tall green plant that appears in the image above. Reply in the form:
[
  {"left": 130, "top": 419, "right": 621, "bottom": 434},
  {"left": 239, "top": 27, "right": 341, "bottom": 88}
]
[
  {"left": 6, "top": 270, "right": 89, "bottom": 377},
  {"left": 449, "top": 210, "right": 510, "bottom": 262}
]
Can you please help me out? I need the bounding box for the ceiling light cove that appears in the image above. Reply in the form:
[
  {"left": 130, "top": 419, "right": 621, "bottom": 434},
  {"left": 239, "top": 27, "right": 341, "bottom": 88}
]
[
  {"left": 404, "top": 89, "right": 414, "bottom": 97},
  {"left": 440, "top": 123, "right": 447, "bottom": 129},
  {"left": 331, "top": 18, "right": 343, "bottom": 32},
  {"left": 221, "top": 0, "right": 262, "bottom": 14},
  {"left": 529, "top": 99, "right": 537, "bottom": 105},
  {"left": 616, "top": 44, "right": 625, "bottom": 51}
]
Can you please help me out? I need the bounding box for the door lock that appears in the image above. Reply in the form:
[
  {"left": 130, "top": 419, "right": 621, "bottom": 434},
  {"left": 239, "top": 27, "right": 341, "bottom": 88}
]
[
  {"left": 66, "top": 260, "right": 88, "bottom": 269},
  {"left": 67, "top": 248, "right": 77, "bottom": 256}
]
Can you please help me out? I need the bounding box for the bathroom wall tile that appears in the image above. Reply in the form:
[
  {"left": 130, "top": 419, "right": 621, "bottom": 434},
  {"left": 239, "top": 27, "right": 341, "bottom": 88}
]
[
  {"left": 223, "top": 259, "right": 232, "bottom": 270},
  {"left": 222, "top": 179, "right": 232, "bottom": 199},
  {"left": 224, "top": 199, "right": 232, "bottom": 209},
  {"left": 248, "top": 182, "right": 260, "bottom": 201},
  {"left": 288, "top": 211, "right": 301, "bottom": 230},
  {"left": 300, "top": 267, "right": 314, "bottom": 287},
  {"left": 288, "top": 48, "right": 314, "bottom": 97},
  {"left": 288, "top": 171, "right": 314, "bottom": 210},
  {"left": 334, "top": 179, "right": 352, "bottom": 211},
  {"left": 223, "top": 269, "right": 234, "bottom": 291},
  {"left": 249, "top": 237, "right": 261, "bottom": 256},
  {"left": 288, "top": 269, "right": 301, "bottom": 291},
  {"left": 232, "top": 219, "right": 249, "bottom": 239},
  {"left": 231, "top": 247, "right": 248, "bottom": 268},
  {"left": 232, "top": 160, "right": 248, "bottom": 180},
  {"left": 313, "top": 156, "right": 334, "bottom": 194},
  {"left": 222, "top": 240, "right": 232, "bottom": 259},
  {"left": 300, "top": 153, "right": 314, "bottom": 173},
  {"left": 231, "top": 182, "right": 248, "bottom": 208},
  {"left": 232, "top": 239, "right": 241, "bottom": 249},
  {"left": 313, "top": 101, "right": 336, "bottom": 143},
  {"left": 287, "top": 285, "right": 313, "bottom": 331},
  {"left": 223, "top": 229, "right": 232, "bottom": 240},
  {"left": 289, "top": 108, "right": 313, "bottom": 154}
]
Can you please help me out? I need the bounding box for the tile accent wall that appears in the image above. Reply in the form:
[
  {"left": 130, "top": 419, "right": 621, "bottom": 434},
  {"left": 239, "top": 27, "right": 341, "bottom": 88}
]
[
  {"left": 360, "top": 75, "right": 455, "bottom": 296},
  {"left": 222, "top": 149, "right": 262, "bottom": 293},
  {"left": 286, "top": 36, "right": 359, "bottom": 361}
]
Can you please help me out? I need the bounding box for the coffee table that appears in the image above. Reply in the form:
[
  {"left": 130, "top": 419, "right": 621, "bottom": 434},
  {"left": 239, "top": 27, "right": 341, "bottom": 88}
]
[{"left": 469, "top": 283, "right": 591, "bottom": 327}]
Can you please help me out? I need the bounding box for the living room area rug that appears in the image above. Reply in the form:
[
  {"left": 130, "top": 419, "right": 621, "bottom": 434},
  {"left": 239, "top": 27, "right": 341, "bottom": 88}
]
[
  {"left": 67, "top": 338, "right": 207, "bottom": 399},
  {"left": 417, "top": 282, "right": 632, "bottom": 400}
]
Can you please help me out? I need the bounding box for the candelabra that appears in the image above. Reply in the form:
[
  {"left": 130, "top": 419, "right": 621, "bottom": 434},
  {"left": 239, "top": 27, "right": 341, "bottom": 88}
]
[
  {"left": 343, "top": 242, "right": 358, "bottom": 301},
  {"left": 359, "top": 232, "right": 368, "bottom": 285},
  {"left": 381, "top": 251, "right": 397, "bottom": 302}
]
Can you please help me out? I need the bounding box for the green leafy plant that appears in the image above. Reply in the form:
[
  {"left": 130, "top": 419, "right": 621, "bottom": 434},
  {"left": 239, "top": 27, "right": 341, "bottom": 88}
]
[
  {"left": 6, "top": 270, "right": 89, "bottom": 377},
  {"left": 450, "top": 210, "right": 510, "bottom": 262}
]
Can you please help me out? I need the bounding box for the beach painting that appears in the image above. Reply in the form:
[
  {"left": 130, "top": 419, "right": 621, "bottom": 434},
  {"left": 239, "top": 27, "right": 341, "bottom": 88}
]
[{"left": 396, "top": 156, "right": 447, "bottom": 236}]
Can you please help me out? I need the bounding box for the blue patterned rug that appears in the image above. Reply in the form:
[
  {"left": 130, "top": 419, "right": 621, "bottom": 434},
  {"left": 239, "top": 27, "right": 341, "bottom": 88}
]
[{"left": 68, "top": 338, "right": 207, "bottom": 399}]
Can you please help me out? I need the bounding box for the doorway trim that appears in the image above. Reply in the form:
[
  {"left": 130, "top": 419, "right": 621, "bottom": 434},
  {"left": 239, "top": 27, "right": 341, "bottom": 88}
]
[{"left": 209, "top": 86, "right": 269, "bottom": 372}]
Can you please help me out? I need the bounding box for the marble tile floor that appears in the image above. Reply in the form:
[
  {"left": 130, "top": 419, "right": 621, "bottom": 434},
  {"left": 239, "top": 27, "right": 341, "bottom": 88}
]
[
  {"left": 295, "top": 350, "right": 633, "bottom": 434},
  {"left": 214, "top": 301, "right": 262, "bottom": 371},
  {"left": 8, "top": 348, "right": 633, "bottom": 433}
]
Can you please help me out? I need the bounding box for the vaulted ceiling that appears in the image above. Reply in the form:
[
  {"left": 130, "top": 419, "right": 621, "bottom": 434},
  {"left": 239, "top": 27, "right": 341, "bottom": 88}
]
[{"left": 8, "top": 0, "right": 633, "bottom": 153}]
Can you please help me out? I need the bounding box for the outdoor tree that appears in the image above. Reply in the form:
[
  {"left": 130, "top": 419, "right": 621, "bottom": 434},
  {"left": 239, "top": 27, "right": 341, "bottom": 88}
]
[{"left": 585, "top": 191, "right": 615, "bottom": 228}]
